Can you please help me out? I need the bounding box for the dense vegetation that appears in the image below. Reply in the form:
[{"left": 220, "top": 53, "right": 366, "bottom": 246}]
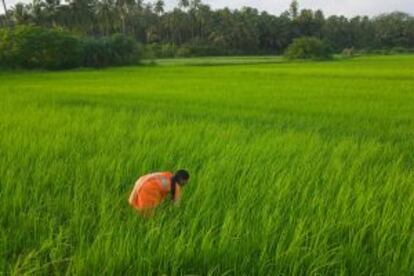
[
  {"left": 0, "top": 26, "right": 139, "bottom": 69},
  {"left": 0, "top": 0, "right": 413, "bottom": 57},
  {"left": 1, "top": 55, "right": 414, "bottom": 274},
  {"left": 285, "top": 37, "right": 332, "bottom": 60}
]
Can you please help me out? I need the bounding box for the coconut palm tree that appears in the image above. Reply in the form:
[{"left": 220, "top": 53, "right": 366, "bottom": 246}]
[
  {"left": 154, "top": 0, "right": 164, "bottom": 15},
  {"left": 11, "top": 3, "right": 31, "bottom": 24},
  {"left": 43, "top": 0, "right": 60, "bottom": 27},
  {"left": 95, "top": 0, "right": 116, "bottom": 35},
  {"left": 1, "top": 0, "right": 10, "bottom": 26},
  {"left": 178, "top": 0, "right": 189, "bottom": 10}
]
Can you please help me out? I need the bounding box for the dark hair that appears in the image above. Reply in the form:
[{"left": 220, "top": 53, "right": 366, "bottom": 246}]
[
  {"left": 171, "top": 170, "right": 190, "bottom": 199},
  {"left": 174, "top": 169, "right": 190, "bottom": 182}
]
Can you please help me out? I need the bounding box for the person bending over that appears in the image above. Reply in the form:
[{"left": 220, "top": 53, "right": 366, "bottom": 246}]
[{"left": 128, "top": 170, "right": 190, "bottom": 216}]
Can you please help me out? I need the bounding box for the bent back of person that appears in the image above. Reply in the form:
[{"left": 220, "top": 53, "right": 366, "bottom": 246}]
[{"left": 128, "top": 170, "right": 189, "bottom": 216}]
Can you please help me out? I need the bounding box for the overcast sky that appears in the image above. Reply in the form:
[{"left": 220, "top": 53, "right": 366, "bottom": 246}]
[{"left": 3, "top": 0, "right": 414, "bottom": 17}]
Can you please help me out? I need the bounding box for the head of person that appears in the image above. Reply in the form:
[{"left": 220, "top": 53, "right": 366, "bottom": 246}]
[{"left": 173, "top": 169, "right": 190, "bottom": 186}]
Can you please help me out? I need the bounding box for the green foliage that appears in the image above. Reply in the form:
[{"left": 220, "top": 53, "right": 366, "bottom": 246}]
[
  {"left": 5, "top": 0, "right": 414, "bottom": 56},
  {"left": 285, "top": 37, "right": 333, "bottom": 60},
  {"left": 110, "top": 34, "right": 140, "bottom": 65},
  {"left": 0, "top": 26, "right": 140, "bottom": 69},
  {"left": 175, "top": 46, "right": 192, "bottom": 57},
  {"left": 82, "top": 37, "right": 113, "bottom": 68},
  {"left": 144, "top": 43, "right": 229, "bottom": 58},
  {"left": 0, "top": 25, "right": 83, "bottom": 69},
  {"left": 82, "top": 34, "right": 139, "bottom": 68},
  {"left": 341, "top": 47, "right": 357, "bottom": 58},
  {"left": 183, "top": 44, "right": 228, "bottom": 57},
  {"left": 374, "top": 12, "right": 413, "bottom": 48},
  {"left": 160, "top": 44, "right": 178, "bottom": 58},
  {"left": 144, "top": 43, "right": 179, "bottom": 58},
  {"left": 390, "top": 46, "right": 410, "bottom": 54},
  {"left": 1, "top": 55, "right": 414, "bottom": 274}
]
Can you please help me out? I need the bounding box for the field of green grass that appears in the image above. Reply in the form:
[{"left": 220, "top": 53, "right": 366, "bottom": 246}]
[{"left": 1, "top": 55, "right": 414, "bottom": 275}]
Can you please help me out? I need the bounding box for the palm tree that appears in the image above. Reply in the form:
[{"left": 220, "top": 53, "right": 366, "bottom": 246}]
[
  {"left": 289, "top": 0, "right": 299, "bottom": 19},
  {"left": 188, "top": 0, "right": 201, "bottom": 40},
  {"left": 11, "top": 3, "right": 31, "bottom": 24},
  {"left": 116, "top": 0, "right": 135, "bottom": 35},
  {"left": 65, "top": 0, "right": 94, "bottom": 32},
  {"left": 154, "top": 0, "right": 164, "bottom": 16},
  {"left": 1, "top": 0, "right": 10, "bottom": 26},
  {"left": 95, "top": 0, "right": 116, "bottom": 35},
  {"left": 178, "top": 0, "right": 189, "bottom": 10},
  {"left": 31, "top": 0, "right": 46, "bottom": 26},
  {"left": 43, "top": 0, "right": 60, "bottom": 27},
  {"left": 190, "top": 0, "right": 201, "bottom": 10}
]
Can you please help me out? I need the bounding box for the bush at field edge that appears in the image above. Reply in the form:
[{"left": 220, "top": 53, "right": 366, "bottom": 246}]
[
  {"left": 0, "top": 26, "right": 141, "bottom": 70},
  {"left": 285, "top": 37, "right": 333, "bottom": 60}
]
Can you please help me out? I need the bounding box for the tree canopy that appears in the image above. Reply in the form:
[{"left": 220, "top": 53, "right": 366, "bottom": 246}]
[{"left": 0, "top": 0, "right": 413, "bottom": 56}]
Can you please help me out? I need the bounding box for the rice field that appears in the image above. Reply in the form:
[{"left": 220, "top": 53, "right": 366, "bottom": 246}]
[{"left": 1, "top": 55, "right": 414, "bottom": 275}]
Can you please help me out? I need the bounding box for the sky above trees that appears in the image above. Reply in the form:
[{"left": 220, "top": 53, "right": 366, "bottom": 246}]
[{"left": 4, "top": 0, "right": 414, "bottom": 17}]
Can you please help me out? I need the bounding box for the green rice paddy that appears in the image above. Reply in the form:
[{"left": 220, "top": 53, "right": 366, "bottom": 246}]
[{"left": 1, "top": 55, "right": 414, "bottom": 275}]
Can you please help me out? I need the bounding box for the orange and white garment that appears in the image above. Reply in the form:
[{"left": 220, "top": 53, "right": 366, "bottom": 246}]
[{"left": 128, "top": 172, "right": 181, "bottom": 210}]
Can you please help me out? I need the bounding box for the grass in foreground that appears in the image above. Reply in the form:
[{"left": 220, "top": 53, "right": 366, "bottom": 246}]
[{"left": 1, "top": 55, "right": 414, "bottom": 275}]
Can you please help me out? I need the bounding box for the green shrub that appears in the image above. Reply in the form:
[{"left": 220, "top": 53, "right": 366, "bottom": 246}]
[
  {"left": 341, "top": 47, "right": 357, "bottom": 58},
  {"left": 390, "top": 46, "right": 409, "bottom": 54},
  {"left": 0, "top": 25, "right": 83, "bottom": 69},
  {"left": 143, "top": 43, "right": 177, "bottom": 58},
  {"left": 82, "top": 34, "right": 140, "bottom": 68},
  {"left": 82, "top": 37, "right": 113, "bottom": 67},
  {"left": 356, "top": 48, "right": 411, "bottom": 56},
  {"left": 285, "top": 37, "right": 333, "bottom": 60},
  {"left": 110, "top": 34, "right": 140, "bottom": 65},
  {"left": 358, "top": 48, "right": 371, "bottom": 55},
  {"left": 0, "top": 26, "right": 140, "bottom": 69},
  {"left": 0, "top": 28, "right": 14, "bottom": 66},
  {"left": 184, "top": 45, "right": 227, "bottom": 56},
  {"left": 176, "top": 46, "right": 192, "bottom": 57},
  {"left": 160, "top": 44, "right": 177, "bottom": 58},
  {"left": 371, "top": 49, "right": 391, "bottom": 55},
  {"left": 143, "top": 43, "right": 227, "bottom": 59}
]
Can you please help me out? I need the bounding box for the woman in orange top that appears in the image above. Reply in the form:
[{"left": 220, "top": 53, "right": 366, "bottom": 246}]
[{"left": 128, "top": 170, "right": 190, "bottom": 215}]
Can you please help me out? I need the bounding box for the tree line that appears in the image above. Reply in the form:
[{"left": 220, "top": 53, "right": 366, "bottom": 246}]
[{"left": 1, "top": 0, "right": 414, "bottom": 57}]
